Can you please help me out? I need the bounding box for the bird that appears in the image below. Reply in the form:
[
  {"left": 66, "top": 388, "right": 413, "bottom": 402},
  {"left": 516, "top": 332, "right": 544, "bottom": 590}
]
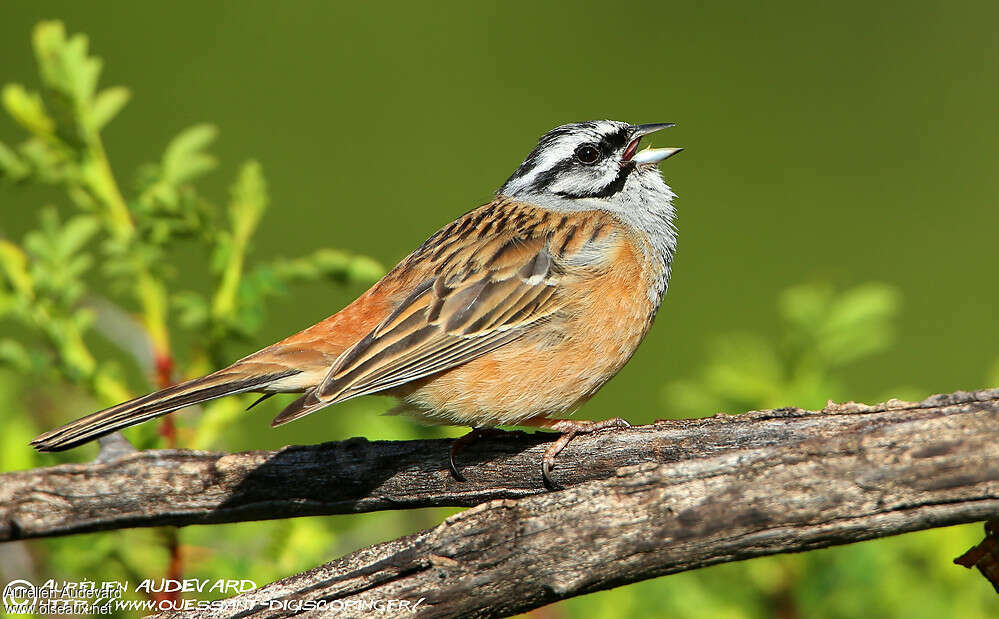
[{"left": 31, "top": 119, "right": 683, "bottom": 486}]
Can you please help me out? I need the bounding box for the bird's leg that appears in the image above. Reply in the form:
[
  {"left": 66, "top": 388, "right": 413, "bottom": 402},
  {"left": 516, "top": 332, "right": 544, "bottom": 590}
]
[
  {"left": 518, "top": 417, "right": 631, "bottom": 489},
  {"left": 448, "top": 427, "right": 527, "bottom": 481}
]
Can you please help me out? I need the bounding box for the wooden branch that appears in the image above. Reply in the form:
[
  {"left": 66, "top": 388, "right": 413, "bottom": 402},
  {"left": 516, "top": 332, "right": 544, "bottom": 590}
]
[
  {"left": 2, "top": 389, "right": 998, "bottom": 545},
  {"left": 148, "top": 388, "right": 999, "bottom": 618}
]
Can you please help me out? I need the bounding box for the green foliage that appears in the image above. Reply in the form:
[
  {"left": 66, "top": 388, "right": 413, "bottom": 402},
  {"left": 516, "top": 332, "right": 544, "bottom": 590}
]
[
  {"left": 0, "top": 20, "right": 384, "bottom": 400},
  {"left": 665, "top": 282, "right": 902, "bottom": 415},
  {"left": 0, "top": 21, "right": 387, "bottom": 610}
]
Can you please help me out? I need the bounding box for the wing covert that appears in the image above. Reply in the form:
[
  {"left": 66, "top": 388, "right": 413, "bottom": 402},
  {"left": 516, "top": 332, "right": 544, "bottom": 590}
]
[
  {"left": 269, "top": 199, "right": 621, "bottom": 427},
  {"left": 314, "top": 240, "right": 560, "bottom": 405}
]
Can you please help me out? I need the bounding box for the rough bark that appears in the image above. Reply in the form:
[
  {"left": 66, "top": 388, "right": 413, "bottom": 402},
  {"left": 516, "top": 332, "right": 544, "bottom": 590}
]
[
  {"left": 2, "top": 389, "right": 998, "bottom": 545},
  {"left": 142, "top": 388, "right": 998, "bottom": 618}
]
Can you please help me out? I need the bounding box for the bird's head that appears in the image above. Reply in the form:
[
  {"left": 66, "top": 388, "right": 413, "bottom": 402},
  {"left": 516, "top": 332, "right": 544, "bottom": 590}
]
[{"left": 498, "top": 120, "right": 681, "bottom": 201}]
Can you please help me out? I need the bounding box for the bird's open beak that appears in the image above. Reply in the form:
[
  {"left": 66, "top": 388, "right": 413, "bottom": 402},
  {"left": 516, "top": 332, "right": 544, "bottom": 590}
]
[{"left": 622, "top": 123, "right": 682, "bottom": 165}]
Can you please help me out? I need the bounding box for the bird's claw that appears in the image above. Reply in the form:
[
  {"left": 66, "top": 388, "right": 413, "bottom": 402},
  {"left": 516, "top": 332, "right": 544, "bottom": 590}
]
[{"left": 541, "top": 418, "right": 630, "bottom": 489}]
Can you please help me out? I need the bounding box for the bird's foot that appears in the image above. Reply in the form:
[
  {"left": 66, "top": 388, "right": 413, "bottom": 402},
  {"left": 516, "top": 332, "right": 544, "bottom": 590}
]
[{"left": 520, "top": 417, "right": 631, "bottom": 489}]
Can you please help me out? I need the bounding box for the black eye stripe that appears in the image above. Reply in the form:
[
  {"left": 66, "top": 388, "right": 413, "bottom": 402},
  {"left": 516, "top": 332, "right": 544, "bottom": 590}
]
[
  {"left": 525, "top": 158, "right": 573, "bottom": 190},
  {"left": 498, "top": 121, "right": 635, "bottom": 196},
  {"left": 555, "top": 163, "right": 635, "bottom": 199},
  {"left": 600, "top": 127, "right": 631, "bottom": 151}
]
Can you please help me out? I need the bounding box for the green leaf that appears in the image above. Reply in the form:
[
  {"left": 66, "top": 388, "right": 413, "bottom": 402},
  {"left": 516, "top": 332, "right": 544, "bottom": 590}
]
[
  {"left": 58, "top": 214, "right": 101, "bottom": 255},
  {"left": 0, "top": 140, "right": 30, "bottom": 180},
  {"left": 825, "top": 283, "right": 900, "bottom": 334},
  {"left": 343, "top": 254, "right": 384, "bottom": 284},
  {"left": 19, "top": 209, "right": 101, "bottom": 308},
  {"left": 162, "top": 123, "right": 219, "bottom": 184},
  {"left": 1, "top": 84, "right": 55, "bottom": 135},
  {"left": 16, "top": 136, "right": 68, "bottom": 183},
  {"left": 23, "top": 207, "right": 60, "bottom": 258},
  {"left": 778, "top": 282, "right": 832, "bottom": 332},
  {"left": 779, "top": 282, "right": 901, "bottom": 368},
  {"left": 173, "top": 290, "right": 210, "bottom": 330},
  {"left": 0, "top": 339, "right": 33, "bottom": 372},
  {"left": 90, "top": 86, "right": 130, "bottom": 129},
  {"left": 207, "top": 161, "right": 269, "bottom": 328},
  {"left": 272, "top": 249, "right": 385, "bottom": 285},
  {"left": 211, "top": 231, "right": 234, "bottom": 275},
  {"left": 229, "top": 159, "right": 268, "bottom": 236},
  {"left": 818, "top": 283, "right": 900, "bottom": 366},
  {"left": 32, "top": 21, "right": 102, "bottom": 109},
  {"left": 703, "top": 333, "right": 784, "bottom": 407},
  {"left": 0, "top": 240, "right": 33, "bottom": 298}
]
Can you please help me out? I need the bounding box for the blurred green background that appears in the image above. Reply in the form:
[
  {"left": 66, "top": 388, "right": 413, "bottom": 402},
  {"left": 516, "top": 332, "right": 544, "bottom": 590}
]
[{"left": 1, "top": 1, "right": 997, "bottom": 617}]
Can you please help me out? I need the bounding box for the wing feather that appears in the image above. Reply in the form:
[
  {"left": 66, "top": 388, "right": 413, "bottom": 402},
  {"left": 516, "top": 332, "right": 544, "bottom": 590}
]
[
  {"left": 270, "top": 199, "right": 620, "bottom": 427},
  {"left": 314, "top": 245, "right": 560, "bottom": 404}
]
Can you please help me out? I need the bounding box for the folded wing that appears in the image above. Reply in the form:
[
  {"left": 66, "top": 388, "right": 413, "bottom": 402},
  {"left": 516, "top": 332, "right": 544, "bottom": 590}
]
[{"left": 271, "top": 230, "right": 565, "bottom": 426}]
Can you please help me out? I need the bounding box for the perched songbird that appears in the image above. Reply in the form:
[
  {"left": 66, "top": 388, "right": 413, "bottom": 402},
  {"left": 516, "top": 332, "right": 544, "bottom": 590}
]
[{"left": 32, "top": 120, "right": 683, "bottom": 485}]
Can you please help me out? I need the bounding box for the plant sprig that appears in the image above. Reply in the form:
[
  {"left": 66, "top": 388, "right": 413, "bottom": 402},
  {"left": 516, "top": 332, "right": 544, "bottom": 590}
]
[{"left": 0, "top": 20, "right": 383, "bottom": 443}]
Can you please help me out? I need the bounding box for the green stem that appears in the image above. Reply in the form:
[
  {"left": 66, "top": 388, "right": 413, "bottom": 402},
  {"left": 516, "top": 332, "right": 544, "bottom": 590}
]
[
  {"left": 211, "top": 235, "right": 246, "bottom": 322},
  {"left": 209, "top": 161, "right": 266, "bottom": 335},
  {"left": 85, "top": 131, "right": 134, "bottom": 242},
  {"left": 83, "top": 127, "right": 172, "bottom": 363}
]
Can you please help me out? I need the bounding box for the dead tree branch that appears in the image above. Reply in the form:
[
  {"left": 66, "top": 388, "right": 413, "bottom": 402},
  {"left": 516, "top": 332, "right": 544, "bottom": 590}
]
[
  {"left": 146, "top": 388, "right": 999, "bottom": 618},
  {"left": 2, "top": 389, "right": 998, "bottom": 547}
]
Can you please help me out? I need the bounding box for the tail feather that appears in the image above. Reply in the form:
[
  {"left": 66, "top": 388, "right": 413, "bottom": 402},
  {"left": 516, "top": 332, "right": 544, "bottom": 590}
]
[
  {"left": 270, "top": 388, "right": 335, "bottom": 427},
  {"left": 31, "top": 368, "right": 298, "bottom": 452}
]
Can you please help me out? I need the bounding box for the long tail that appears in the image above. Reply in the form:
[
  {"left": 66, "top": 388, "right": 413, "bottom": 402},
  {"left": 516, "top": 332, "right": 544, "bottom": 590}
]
[{"left": 31, "top": 366, "right": 299, "bottom": 452}]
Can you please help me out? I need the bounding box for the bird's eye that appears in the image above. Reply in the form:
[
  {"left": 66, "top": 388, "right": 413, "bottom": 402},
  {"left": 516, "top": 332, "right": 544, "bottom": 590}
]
[{"left": 574, "top": 144, "right": 601, "bottom": 165}]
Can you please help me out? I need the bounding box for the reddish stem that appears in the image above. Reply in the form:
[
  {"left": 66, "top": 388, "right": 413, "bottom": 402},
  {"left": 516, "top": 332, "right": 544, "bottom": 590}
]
[
  {"left": 154, "top": 353, "right": 178, "bottom": 449},
  {"left": 154, "top": 353, "right": 174, "bottom": 388},
  {"left": 158, "top": 417, "right": 178, "bottom": 449},
  {"left": 151, "top": 352, "right": 183, "bottom": 603},
  {"left": 149, "top": 529, "right": 184, "bottom": 604}
]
